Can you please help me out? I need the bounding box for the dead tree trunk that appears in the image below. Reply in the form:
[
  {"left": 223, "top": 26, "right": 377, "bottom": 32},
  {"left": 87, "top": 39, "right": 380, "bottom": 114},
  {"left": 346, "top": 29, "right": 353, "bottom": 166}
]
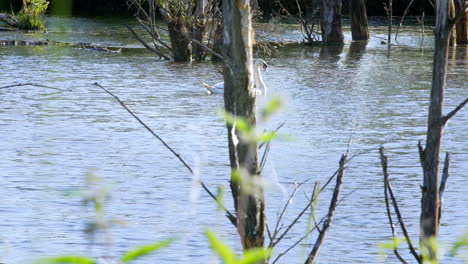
[
  {"left": 420, "top": 0, "right": 468, "bottom": 257},
  {"left": 320, "top": 0, "right": 344, "bottom": 43},
  {"left": 223, "top": 0, "right": 265, "bottom": 250},
  {"left": 167, "top": 18, "right": 191, "bottom": 62},
  {"left": 454, "top": 3, "right": 468, "bottom": 44},
  {"left": 192, "top": 0, "right": 206, "bottom": 61},
  {"left": 350, "top": 0, "right": 369, "bottom": 40}
]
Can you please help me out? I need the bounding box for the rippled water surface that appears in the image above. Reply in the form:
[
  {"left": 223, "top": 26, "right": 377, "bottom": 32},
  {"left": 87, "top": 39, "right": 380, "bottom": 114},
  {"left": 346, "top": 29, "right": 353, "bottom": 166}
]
[{"left": 1, "top": 16, "right": 467, "bottom": 263}]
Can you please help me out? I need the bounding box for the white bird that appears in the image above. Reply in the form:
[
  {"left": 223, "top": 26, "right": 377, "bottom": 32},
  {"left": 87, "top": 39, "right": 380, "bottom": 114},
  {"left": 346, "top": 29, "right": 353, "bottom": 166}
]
[{"left": 202, "top": 59, "right": 268, "bottom": 95}]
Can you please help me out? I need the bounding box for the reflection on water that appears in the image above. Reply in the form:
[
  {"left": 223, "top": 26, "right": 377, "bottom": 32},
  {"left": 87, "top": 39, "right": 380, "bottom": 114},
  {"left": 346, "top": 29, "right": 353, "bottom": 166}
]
[{"left": 0, "top": 16, "right": 467, "bottom": 264}]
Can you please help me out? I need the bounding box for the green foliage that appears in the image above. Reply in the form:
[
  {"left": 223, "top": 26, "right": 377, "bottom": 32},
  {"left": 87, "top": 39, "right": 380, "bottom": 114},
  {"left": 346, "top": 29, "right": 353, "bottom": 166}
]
[
  {"left": 206, "top": 229, "right": 272, "bottom": 264},
  {"left": 377, "top": 237, "right": 406, "bottom": 252},
  {"left": 261, "top": 97, "right": 284, "bottom": 121},
  {"left": 121, "top": 239, "right": 173, "bottom": 263},
  {"left": 216, "top": 186, "right": 225, "bottom": 213},
  {"left": 35, "top": 256, "right": 96, "bottom": 264},
  {"left": 16, "top": 0, "right": 49, "bottom": 30},
  {"left": 450, "top": 232, "right": 468, "bottom": 257},
  {"left": 420, "top": 237, "right": 438, "bottom": 264}
]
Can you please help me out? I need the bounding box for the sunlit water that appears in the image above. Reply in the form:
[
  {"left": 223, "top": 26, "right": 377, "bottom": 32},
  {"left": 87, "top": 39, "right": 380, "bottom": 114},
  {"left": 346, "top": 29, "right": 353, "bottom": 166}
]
[{"left": 0, "top": 16, "right": 467, "bottom": 263}]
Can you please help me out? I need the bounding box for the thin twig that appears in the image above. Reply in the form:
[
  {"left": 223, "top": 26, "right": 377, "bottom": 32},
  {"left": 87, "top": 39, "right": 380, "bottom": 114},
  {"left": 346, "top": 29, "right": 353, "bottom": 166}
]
[
  {"left": 379, "top": 147, "right": 421, "bottom": 263},
  {"left": 259, "top": 122, "right": 285, "bottom": 149},
  {"left": 126, "top": 25, "right": 171, "bottom": 60},
  {"left": 271, "top": 187, "right": 356, "bottom": 264},
  {"left": 268, "top": 180, "right": 309, "bottom": 248},
  {"left": 395, "top": 0, "right": 416, "bottom": 41},
  {"left": 305, "top": 152, "right": 347, "bottom": 264},
  {"left": 271, "top": 216, "right": 325, "bottom": 264},
  {"left": 0, "top": 82, "right": 69, "bottom": 91},
  {"left": 380, "top": 147, "right": 408, "bottom": 264},
  {"left": 271, "top": 181, "right": 318, "bottom": 248},
  {"left": 259, "top": 143, "right": 270, "bottom": 172},
  {"left": 92, "top": 82, "right": 237, "bottom": 226}
]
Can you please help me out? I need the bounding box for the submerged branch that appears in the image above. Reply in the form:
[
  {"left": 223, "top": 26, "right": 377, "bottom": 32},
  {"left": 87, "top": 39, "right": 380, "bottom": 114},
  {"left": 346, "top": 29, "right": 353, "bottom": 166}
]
[
  {"left": 0, "top": 82, "right": 69, "bottom": 91},
  {"left": 92, "top": 82, "right": 236, "bottom": 226}
]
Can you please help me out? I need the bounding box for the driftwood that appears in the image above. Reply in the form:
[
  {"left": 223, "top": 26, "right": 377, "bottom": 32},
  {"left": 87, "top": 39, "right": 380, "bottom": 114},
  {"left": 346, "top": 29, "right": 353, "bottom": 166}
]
[
  {"left": 0, "top": 27, "right": 15, "bottom": 31},
  {"left": 0, "top": 13, "right": 18, "bottom": 28}
]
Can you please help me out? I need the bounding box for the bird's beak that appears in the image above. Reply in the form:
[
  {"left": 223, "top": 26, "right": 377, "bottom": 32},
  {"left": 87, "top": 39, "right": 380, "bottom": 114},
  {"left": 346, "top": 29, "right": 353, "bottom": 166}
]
[{"left": 263, "top": 65, "right": 268, "bottom": 72}]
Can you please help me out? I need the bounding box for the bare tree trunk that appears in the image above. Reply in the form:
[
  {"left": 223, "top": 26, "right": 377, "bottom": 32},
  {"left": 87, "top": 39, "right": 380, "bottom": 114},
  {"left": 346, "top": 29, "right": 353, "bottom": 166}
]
[
  {"left": 350, "top": 0, "right": 369, "bottom": 40},
  {"left": 320, "top": 0, "right": 344, "bottom": 43},
  {"left": 420, "top": 0, "right": 450, "bottom": 242},
  {"left": 455, "top": 4, "right": 468, "bottom": 44},
  {"left": 193, "top": 0, "right": 206, "bottom": 62},
  {"left": 419, "top": 0, "right": 468, "bottom": 259},
  {"left": 223, "top": 0, "right": 265, "bottom": 250},
  {"left": 167, "top": 18, "right": 191, "bottom": 62}
]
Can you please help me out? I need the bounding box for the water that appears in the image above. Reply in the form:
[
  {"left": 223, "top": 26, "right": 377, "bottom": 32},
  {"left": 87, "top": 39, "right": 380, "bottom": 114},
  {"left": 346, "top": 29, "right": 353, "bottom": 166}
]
[{"left": 0, "top": 16, "right": 467, "bottom": 263}]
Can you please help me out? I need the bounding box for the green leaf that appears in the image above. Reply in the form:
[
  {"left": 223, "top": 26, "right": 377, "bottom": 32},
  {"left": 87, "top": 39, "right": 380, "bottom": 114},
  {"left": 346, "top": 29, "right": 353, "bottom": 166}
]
[
  {"left": 35, "top": 256, "right": 96, "bottom": 264},
  {"left": 262, "top": 97, "right": 283, "bottom": 120},
  {"left": 258, "top": 131, "right": 277, "bottom": 143},
  {"left": 121, "top": 239, "right": 173, "bottom": 263},
  {"left": 449, "top": 233, "right": 468, "bottom": 257},
  {"left": 378, "top": 237, "right": 406, "bottom": 251},
  {"left": 206, "top": 229, "right": 237, "bottom": 264},
  {"left": 222, "top": 112, "right": 251, "bottom": 134},
  {"left": 216, "top": 186, "right": 225, "bottom": 212},
  {"left": 240, "top": 247, "right": 272, "bottom": 264}
]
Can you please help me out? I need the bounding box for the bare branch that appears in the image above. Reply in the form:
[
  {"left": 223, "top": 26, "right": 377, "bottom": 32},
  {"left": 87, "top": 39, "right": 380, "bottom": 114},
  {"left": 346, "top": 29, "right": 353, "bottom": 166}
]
[
  {"left": 126, "top": 25, "right": 171, "bottom": 60},
  {"left": 92, "top": 82, "right": 236, "bottom": 226},
  {"left": 379, "top": 147, "right": 421, "bottom": 263},
  {"left": 0, "top": 13, "right": 18, "bottom": 27},
  {"left": 178, "top": 30, "right": 224, "bottom": 60},
  {"left": 0, "top": 82, "right": 68, "bottom": 91},
  {"left": 136, "top": 17, "right": 173, "bottom": 51},
  {"left": 443, "top": 97, "right": 468, "bottom": 124},
  {"left": 395, "top": 0, "right": 416, "bottom": 41},
  {"left": 305, "top": 152, "right": 347, "bottom": 264},
  {"left": 271, "top": 216, "right": 324, "bottom": 264},
  {"left": 380, "top": 147, "right": 409, "bottom": 264},
  {"left": 267, "top": 180, "right": 309, "bottom": 248},
  {"left": 270, "top": 181, "right": 318, "bottom": 248},
  {"left": 438, "top": 152, "right": 451, "bottom": 223}
]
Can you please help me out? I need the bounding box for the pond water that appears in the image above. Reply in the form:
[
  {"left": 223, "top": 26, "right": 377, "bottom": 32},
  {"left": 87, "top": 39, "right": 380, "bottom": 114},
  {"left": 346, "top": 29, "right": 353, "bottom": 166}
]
[{"left": 0, "top": 16, "right": 467, "bottom": 264}]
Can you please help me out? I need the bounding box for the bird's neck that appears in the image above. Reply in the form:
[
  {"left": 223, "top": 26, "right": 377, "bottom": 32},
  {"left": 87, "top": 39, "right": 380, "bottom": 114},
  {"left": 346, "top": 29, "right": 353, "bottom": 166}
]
[{"left": 254, "top": 67, "right": 266, "bottom": 95}]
